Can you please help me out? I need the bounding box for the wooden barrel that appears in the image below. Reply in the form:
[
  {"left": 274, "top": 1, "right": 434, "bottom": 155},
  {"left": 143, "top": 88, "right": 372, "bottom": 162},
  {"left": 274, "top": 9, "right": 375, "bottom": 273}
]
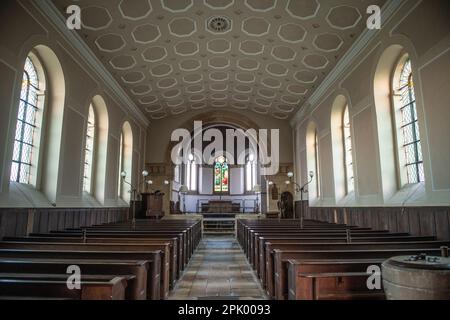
[{"left": 382, "top": 253, "right": 450, "bottom": 300}]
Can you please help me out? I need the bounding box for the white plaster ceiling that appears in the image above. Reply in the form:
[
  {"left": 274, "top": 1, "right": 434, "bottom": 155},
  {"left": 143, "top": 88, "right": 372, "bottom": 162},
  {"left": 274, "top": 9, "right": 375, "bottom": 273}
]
[{"left": 54, "top": 0, "right": 385, "bottom": 121}]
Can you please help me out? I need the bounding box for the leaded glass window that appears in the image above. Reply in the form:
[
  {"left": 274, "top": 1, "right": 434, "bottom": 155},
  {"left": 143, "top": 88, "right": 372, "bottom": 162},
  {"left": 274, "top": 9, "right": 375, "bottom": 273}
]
[
  {"left": 214, "top": 156, "right": 229, "bottom": 193},
  {"left": 314, "top": 130, "right": 321, "bottom": 197},
  {"left": 118, "top": 133, "right": 123, "bottom": 197},
  {"left": 11, "top": 57, "right": 42, "bottom": 184},
  {"left": 186, "top": 153, "right": 197, "bottom": 191},
  {"left": 343, "top": 106, "right": 354, "bottom": 193},
  {"left": 83, "top": 105, "right": 95, "bottom": 193},
  {"left": 245, "top": 153, "right": 257, "bottom": 192},
  {"left": 397, "top": 59, "right": 424, "bottom": 183}
]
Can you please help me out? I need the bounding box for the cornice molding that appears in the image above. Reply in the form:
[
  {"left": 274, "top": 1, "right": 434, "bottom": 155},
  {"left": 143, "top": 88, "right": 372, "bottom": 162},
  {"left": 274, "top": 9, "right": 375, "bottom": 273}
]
[
  {"left": 32, "top": 0, "right": 150, "bottom": 127},
  {"left": 290, "top": 0, "right": 406, "bottom": 127}
]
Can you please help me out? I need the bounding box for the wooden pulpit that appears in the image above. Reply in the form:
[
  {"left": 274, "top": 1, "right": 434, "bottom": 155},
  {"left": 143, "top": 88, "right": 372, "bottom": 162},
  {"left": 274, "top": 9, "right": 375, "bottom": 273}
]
[{"left": 140, "top": 192, "right": 165, "bottom": 219}]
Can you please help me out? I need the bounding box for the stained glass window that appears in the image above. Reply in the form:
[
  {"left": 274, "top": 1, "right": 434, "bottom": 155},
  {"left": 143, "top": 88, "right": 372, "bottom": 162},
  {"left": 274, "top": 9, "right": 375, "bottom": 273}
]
[
  {"left": 11, "top": 57, "right": 42, "bottom": 184},
  {"left": 343, "top": 106, "right": 354, "bottom": 193},
  {"left": 397, "top": 59, "right": 424, "bottom": 184},
  {"left": 214, "top": 156, "right": 229, "bottom": 193},
  {"left": 83, "top": 105, "right": 95, "bottom": 193}
]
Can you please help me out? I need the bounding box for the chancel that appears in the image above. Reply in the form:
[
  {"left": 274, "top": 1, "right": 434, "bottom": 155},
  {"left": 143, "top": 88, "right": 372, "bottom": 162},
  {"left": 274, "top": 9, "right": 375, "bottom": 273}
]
[{"left": 0, "top": 0, "right": 449, "bottom": 302}]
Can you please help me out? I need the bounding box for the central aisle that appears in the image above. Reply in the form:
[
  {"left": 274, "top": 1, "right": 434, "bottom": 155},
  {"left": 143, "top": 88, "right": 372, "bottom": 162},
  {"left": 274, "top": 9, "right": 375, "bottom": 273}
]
[{"left": 169, "top": 235, "right": 268, "bottom": 300}]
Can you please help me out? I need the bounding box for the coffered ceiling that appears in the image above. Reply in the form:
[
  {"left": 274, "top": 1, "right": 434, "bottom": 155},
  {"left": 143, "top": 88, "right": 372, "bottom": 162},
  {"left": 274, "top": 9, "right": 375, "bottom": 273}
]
[{"left": 53, "top": 0, "right": 385, "bottom": 121}]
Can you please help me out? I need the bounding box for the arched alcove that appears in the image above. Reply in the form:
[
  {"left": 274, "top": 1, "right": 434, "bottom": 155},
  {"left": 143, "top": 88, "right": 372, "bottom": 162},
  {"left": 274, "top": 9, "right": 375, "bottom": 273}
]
[
  {"left": 306, "top": 121, "right": 320, "bottom": 202},
  {"left": 118, "top": 121, "right": 133, "bottom": 203}
]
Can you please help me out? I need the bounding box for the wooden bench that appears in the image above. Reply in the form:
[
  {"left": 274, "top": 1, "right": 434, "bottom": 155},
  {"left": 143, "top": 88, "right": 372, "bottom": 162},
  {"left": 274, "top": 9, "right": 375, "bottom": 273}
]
[
  {"left": 287, "top": 259, "right": 385, "bottom": 300},
  {"left": 0, "top": 258, "right": 148, "bottom": 300},
  {"left": 293, "top": 272, "right": 386, "bottom": 300},
  {"left": 0, "top": 241, "right": 172, "bottom": 296},
  {"left": 263, "top": 240, "right": 450, "bottom": 292},
  {"left": 0, "top": 277, "right": 128, "bottom": 300},
  {"left": 4, "top": 236, "right": 179, "bottom": 287},
  {"left": 272, "top": 248, "right": 443, "bottom": 300},
  {"left": 0, "top": 248, "right": 162, "bottom": 300}
]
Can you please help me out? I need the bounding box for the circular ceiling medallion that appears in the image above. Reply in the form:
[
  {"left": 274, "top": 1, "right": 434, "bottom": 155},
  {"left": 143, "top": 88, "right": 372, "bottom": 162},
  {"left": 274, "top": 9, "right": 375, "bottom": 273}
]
[{"left": 207, "top": 16, "right": 232, "bottom": 33}]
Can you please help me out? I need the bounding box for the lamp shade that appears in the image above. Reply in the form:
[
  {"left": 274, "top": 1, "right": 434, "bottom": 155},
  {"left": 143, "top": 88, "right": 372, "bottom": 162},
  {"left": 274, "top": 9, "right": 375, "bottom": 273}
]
[
  {"left": 253, "top": 184, "right": 262, "bottom": 194},
  {"left": 142, "top": 170, "right": 149, "bottom": 177},
  {"left": 179, "top": 185, "right": 189, "bottom": 194},
  {"left": 287, "top": 171, "right": 294, "bottom": 178}
]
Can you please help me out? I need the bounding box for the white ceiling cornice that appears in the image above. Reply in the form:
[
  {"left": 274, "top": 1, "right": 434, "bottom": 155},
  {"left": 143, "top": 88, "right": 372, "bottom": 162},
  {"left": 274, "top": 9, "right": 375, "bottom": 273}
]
[
  {"left": 290, "top": 0, "right": 406, "bottom": 128},
  {"left": 32, "top": 0, "right": 150, "bottom": 127}
]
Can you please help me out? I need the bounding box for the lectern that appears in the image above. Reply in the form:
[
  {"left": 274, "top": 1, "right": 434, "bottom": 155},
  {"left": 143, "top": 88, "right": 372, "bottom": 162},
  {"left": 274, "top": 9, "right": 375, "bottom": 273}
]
[{"left": 140, "top": 192, "right": 164, "bottom": 219}]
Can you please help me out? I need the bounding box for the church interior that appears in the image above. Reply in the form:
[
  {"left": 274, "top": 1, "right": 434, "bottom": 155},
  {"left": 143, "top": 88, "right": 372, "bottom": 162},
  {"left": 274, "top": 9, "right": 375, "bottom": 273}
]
[{"left": 0, "top": 0, "right": 449, "bottom": 301}]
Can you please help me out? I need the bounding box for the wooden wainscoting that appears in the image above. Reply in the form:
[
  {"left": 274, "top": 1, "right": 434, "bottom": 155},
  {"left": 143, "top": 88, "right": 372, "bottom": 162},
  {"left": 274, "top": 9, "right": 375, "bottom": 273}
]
[
  {"left": 0, "top": 208, "right": 128, "bottom": 238},
  {"left": 295, "top": 201, "right": 450, "bottom": 240}
]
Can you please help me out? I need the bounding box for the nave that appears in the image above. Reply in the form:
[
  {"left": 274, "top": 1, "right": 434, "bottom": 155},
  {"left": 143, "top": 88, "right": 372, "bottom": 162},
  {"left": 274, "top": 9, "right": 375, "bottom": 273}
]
[
  {"left": 169, "top": 235, "right": 267, "bottom": 300},
  {"left": 0, "top": 215, "right": 449, "bottom": 300}
]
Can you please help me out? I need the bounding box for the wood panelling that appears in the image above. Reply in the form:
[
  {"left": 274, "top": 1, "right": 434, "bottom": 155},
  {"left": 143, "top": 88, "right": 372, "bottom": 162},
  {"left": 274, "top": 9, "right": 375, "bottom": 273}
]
[
  {"left": 295, "top": 201, "right": 450, "bottom": 240},
  {"left": 0, "top": 208, "right": 128, "bottom": 238}
]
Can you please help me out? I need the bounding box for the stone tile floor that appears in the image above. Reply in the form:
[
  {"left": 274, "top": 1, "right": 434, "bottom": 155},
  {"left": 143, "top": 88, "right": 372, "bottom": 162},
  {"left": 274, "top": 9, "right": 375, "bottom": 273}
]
[{"left": 168, "top": 235, "right": 268, "bottom": 300}]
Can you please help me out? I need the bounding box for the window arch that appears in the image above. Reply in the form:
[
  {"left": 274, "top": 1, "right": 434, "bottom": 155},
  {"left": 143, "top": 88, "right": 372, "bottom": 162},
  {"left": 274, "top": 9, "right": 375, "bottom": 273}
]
[
  {"left": 342, "top": 106, "right": 354, "bottom": 194},
  {"left": 331, "top": 95, "right": 355, "bottom": 200},
  {"left": 374, "top": 45, "right": 425, "bottom": 198},
  {"left": 83, "top": 105, "right": 95, "bottom": 194},
  {"left": 186, "top": 153, "right": 197, "bottom": 191},
  {"left": 10, "top": 55, "right": 46, "bottom": 185},
  {"left": 118, "top": 121, "right": 133, "bottom": 203},
  {"left": 393, "top": 56, "right": 424, "bottom": 184},
  {"left": 245, "top": 152, "right": 257, "bottom": 192},
  {"left": 214, "top": 156, "right": 229, "bottom": 194},
  {"left": 306, "top": 122, "right": 320, "bottom": 200}
]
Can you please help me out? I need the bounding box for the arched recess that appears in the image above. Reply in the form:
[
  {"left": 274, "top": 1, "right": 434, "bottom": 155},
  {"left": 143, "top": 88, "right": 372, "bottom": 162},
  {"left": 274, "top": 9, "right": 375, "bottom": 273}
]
[
  {"left": 306, "top": 121, "right": 320, "bottom": 202},
  {"left": 330, "top": 94, "right": 355, "bottom": 201},
  {"left": 11, "top": 44, "right": 66, "bottom": 204},
  {"left": 118, "top": 121, "right": 133, "bottom": 203},
  {"left": 372, "top": 38, "right": 425, "bottom": 200},
  {"left": 86, "top": 95, "right": 109, "bottom": 203}
]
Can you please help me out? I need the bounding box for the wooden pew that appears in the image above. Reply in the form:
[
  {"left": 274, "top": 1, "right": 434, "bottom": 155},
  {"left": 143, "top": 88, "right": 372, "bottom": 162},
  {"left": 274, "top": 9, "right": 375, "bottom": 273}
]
[
  {"left": 0, "top": 249, "right": 162, "bottom": 300},
  {"left": 0, "top": 258, "right": 148, "bottom": 300},
  {"left": 254, "top": 235, "right": 435, "bottom": 279},
  {"left": 263, "top": 240, "right": 450, "bottom": 292},
  {"left": 287, "top": 259, "right": 385, "bottom": 300},
  {"left": 4, "top": 236, "right": 179, "bottom": 287},
  {"left": 293, "top": 272, "right": 386, "bottom": 300},
  {"left": 272, "top": 248, "right": 443, "bottom": 300},
  {"left": 0, "top": 277, "right": 128, "bottom": 300},
  {"left": 0, "top": 242, "right": 171, "bottom": 299}
]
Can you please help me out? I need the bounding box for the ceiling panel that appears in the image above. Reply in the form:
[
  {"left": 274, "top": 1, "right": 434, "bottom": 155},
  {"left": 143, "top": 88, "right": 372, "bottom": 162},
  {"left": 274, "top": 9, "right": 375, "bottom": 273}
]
[{"left": 53, "top": 0, "right": 386, "bottom": 120}]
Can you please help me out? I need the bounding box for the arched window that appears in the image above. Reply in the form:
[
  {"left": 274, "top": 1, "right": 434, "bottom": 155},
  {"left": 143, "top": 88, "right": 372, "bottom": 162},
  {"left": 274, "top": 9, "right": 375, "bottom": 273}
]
[
  {"left": 306, "top": 122, "right": 320, "bottom": 201},
  {"left": 118, "top": 122, "right": 133, "bottom": 203},
  {"left": 314, "top": 130, "right": 321, "bottom": 197},
  {"left": 186, "top": 153, "right": 197, "bottom": 191},
  {"left": 394, "top": 58, "right": 424, "bottom": 184},
  {"left": 83, "top": 105, "right": 96, "bottom": 194},
  {"left": 245, "top": 153, "right": 257, "bottom": 192},
  {"left": 11, "top": 56, "right": 45, "bottom": 184},
  {"left": 174, "top": 164, "right": 180, "bottom": 183},
  {"left": 342, "top": 106, "right": 354, "bottom": 194},
  {"left": 118, "top": 133, "right": 123, "bottom": 198},
  {"left": 214, "top": 156, "right": 229, "bottom": 193}
]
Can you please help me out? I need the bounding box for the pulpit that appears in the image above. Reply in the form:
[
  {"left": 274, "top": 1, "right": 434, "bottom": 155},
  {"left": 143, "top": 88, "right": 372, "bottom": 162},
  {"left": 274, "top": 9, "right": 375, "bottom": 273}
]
[{"left": 140, "top": 192, "right": 165, "bottom": 219}]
